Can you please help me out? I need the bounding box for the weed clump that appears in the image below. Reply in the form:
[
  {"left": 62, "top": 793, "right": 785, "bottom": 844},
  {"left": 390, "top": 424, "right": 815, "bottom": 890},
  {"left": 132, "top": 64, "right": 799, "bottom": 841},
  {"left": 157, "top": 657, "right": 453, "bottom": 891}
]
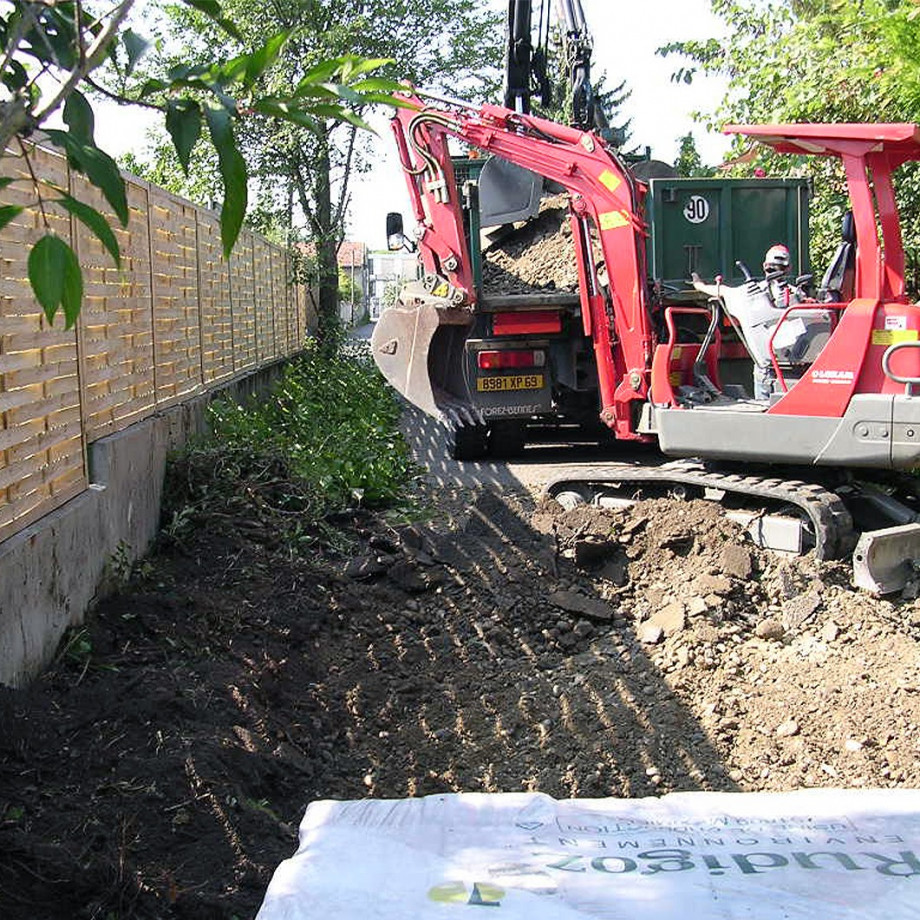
[{"left": 162, "top": 342, "right": 414, "bottom": 541}]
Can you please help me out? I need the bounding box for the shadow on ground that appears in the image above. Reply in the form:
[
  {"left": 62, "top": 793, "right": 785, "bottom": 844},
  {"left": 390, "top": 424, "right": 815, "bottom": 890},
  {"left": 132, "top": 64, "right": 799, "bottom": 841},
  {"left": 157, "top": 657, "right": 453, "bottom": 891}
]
[{"left": 0, "top": 407, "right": 737, "bottom": 919}]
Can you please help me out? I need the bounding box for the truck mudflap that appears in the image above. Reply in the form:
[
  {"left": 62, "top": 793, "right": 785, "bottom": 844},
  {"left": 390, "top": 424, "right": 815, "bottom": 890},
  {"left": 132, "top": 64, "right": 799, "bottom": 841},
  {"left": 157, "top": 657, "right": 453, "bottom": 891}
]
[
  {"left": 852, "top": 523, "right": 920, "bottom": 595},
  {"left": 371, "top": 293, "right": 475, "bottom": 419}
]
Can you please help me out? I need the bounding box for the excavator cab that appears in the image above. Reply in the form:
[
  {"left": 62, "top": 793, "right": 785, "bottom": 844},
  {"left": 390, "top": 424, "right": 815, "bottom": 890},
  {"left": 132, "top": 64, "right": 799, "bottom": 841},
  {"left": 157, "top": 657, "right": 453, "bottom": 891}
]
[{"left": 646, "top": 124, "right": 920, "bottom": 471}]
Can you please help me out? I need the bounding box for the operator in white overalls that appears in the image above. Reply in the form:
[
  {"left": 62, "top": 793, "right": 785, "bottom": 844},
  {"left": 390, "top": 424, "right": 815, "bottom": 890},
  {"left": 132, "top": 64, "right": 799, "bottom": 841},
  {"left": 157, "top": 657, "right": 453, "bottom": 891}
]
[{"left": 752, "top": 244, "right": 806, "bottom": 399}]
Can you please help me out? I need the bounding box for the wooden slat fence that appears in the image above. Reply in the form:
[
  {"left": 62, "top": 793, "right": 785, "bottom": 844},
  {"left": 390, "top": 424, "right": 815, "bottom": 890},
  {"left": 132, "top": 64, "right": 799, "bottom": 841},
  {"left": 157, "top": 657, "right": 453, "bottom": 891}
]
[{"left": 0, "top": 143, "right": 313, "bottom": 545}]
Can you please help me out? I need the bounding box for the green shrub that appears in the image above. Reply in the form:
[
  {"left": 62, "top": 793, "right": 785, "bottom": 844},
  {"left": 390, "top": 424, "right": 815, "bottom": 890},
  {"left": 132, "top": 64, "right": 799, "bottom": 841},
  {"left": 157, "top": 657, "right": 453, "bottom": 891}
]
[{"left": 205, "top": 342, "right": 413, "bottom": 515}]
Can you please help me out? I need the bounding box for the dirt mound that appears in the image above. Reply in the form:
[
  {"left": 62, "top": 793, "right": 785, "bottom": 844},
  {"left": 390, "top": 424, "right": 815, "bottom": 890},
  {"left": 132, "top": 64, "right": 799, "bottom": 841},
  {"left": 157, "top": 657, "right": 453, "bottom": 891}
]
[
  {"left": 481, "top": 194, "right": 578, "bottom": 294},
  {"left": 535, "top": 495, "right": 920, "bottom": 788},
  {"left": 2, "top": 488, "right": 920, "bottom": 918}
]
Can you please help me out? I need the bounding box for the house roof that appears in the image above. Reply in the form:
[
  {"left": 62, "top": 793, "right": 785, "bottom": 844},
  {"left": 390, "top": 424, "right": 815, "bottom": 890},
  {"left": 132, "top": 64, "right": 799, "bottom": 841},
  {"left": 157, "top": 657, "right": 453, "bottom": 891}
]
[
  {"left": 338, "top": 241, "right": 367, "bottom": 268},
  {"left": 297, "top": 240, "right": 368, "bottom": 268}
]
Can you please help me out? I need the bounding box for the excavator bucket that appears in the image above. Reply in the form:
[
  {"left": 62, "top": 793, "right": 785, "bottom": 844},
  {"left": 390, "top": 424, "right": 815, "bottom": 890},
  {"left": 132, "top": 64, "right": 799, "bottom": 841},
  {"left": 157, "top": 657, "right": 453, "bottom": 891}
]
[
  {"left": 478, "top": 156, "right": 543, "bottom": 227},
  {"left": 371, "top": 294, "right": 474, "bottom": 419},
  {"left": 852, "top": 523, "right": 920, "bottom": 595}
]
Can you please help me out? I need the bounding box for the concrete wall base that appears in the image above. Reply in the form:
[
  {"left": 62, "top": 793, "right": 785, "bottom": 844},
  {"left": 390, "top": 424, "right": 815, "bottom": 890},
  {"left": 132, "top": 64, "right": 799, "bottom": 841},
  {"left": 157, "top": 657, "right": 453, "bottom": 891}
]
[{"left": 0, "top": 361, "right": 287, "bottom": 688}]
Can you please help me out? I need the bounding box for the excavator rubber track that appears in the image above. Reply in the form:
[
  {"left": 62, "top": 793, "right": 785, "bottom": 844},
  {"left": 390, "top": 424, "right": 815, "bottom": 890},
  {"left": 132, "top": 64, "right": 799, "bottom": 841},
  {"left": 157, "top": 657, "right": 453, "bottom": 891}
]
[{"left": 544, "top": 459, "right": 856, "bottom": 561}]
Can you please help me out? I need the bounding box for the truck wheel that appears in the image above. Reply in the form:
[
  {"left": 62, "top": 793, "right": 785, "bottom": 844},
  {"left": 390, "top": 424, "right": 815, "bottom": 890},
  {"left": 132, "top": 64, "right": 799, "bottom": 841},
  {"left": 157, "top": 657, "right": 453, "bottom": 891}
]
[
  {"left": 489, "top": 420, "right": 526, "bottom": 457},
  {"left": 449, "top": 423, "right": 489, "bottom": 461}
]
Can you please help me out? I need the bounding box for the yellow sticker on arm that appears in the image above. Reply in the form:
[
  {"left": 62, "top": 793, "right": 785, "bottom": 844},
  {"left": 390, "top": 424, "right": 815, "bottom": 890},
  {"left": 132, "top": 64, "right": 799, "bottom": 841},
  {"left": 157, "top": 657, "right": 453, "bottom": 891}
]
[{"left": 599, "top": 210, "right": 629, "bottom": 230}]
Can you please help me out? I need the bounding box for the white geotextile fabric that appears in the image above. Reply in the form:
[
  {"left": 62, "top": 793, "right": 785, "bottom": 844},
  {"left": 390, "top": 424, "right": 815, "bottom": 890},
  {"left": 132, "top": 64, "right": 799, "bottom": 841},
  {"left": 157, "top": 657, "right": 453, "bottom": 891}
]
[{"left": 257, "top": 789, "right": 920, "bottom": 919}]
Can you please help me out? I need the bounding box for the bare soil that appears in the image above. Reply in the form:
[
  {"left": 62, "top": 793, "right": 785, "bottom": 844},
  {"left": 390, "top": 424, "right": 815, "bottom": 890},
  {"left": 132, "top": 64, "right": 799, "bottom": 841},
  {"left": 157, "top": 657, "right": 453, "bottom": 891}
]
[
  {"left": 5, "top": 196, "right": 920, "bottom": 918},
  {"left": 482, "top": 194, "right": 579, "bottom": 294},
  {"left": 2, "top": 477, "right": 920, "bottom": 919}
]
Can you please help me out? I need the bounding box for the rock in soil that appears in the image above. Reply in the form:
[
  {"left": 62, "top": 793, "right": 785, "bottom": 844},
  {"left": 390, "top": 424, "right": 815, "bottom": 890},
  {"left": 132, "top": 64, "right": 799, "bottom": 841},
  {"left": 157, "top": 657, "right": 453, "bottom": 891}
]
[{"left": 481, "top": 194, "right": 578, "bottom": 294}]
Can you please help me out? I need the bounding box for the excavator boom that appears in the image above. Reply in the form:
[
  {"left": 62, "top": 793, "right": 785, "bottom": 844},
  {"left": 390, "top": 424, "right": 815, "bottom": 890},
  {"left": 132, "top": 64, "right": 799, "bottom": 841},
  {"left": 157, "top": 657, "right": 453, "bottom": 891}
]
[{"left": 378, "top": 92, "right": 654, "bottom": 438}]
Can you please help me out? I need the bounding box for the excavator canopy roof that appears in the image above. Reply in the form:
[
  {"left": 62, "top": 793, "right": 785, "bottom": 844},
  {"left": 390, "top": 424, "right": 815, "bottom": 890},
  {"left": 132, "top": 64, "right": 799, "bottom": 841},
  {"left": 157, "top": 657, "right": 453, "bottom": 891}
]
[{"left": 724, "top": 123, "right": 920, "bottom": 160}]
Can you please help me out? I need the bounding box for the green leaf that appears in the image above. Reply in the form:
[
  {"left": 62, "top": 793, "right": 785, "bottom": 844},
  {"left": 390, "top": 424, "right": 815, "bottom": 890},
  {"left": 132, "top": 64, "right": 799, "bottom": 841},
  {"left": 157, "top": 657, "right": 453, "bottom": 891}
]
[
  {"left": 137, "top": 77, "right": 170, "bottom": 97},
  {"left": 298, "top": 57, "right": 350, "bottom": 86},
  {"left": 354, "top": 92, "right": 409, "bottom": 107},
  {"left": 2, "top": 59, "right": 28, "bottom": 92},
  {"left": 293, "top": 58, "right": 396, "bottom": 100},
  {"left": 61, "top": 246, "right": 83, "bottom": 329},
  {"left": 180, "top": 0, "right": 243, "bottom": 41},
  {"left": 338, "top": 56, "right": 394, "bottom": 82},
  {"left": 0, "top": 178, "right": 15, "bottom": 191},
  {"left": 205, "top": 106, "right": 247, "bottom": 257},
  {"left": 350, "top": 77, "right": 404, "bottom": 93},
  {"left": 76, "top": 146, "right": 129, "bottom": 227},
  {"left": 166, "top": 62, "right": 210, "bottom": 83},
  {"left": 45, "top": 131, "right": 129, "bottom": 226},
  {"left": 28, "top": 234, "right": 82, "bottom": 325},
  {"left": 251, "top": 99, "right": 324, "bottom": 128},
  {"left": 288, "top": 83, "right": 340, "bottom": 101},
  {"left": 63, "top": 91, "right": 95, "bottom": 145},
  {"left": 210, "top": 86, "right": 239, "bottom": 113},
  {"left": 122, "top": 29, "right": 149, "bottom": 75},
  {"left": 324, "top": 83, "right": 362, "bottom": 105},
  {"left": 0, "top": 205, "right": 23, "bottom": 231},
  {"left": 165, "top": 98, "right": 202, "bottom": 175},
  {"left": 334, "top": 109, "right": 374, "bottom": 133},
  {"left": 25, "top": 8, "right": 77, "bottom": 69},
  {"left": 55, "top": 194, "right": 121, "bottom": 267},
  {"left": 214, "top": 52, "right": 249, "bottom": 84},
  {"left": 243, "top": 32, "right": 289, "bottom": 88}
]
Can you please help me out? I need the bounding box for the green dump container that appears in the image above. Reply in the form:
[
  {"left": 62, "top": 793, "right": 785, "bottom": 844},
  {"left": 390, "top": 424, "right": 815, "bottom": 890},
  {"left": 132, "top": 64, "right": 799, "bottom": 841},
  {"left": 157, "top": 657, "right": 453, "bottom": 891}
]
[{"left": 646, "top": 177, "right": 811, "bottom": 289}]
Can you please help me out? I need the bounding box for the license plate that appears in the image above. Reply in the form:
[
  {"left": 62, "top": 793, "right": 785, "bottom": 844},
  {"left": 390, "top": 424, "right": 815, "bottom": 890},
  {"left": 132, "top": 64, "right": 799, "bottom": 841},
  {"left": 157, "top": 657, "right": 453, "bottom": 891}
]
[{"left": 477, "top": 374, "right": 544, "bottom": 392}]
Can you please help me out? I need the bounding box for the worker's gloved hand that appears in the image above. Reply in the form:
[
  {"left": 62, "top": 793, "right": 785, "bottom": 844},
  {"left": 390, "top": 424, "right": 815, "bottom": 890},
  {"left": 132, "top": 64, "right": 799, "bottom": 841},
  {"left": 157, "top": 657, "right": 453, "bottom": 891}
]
[{"left": 745, "top": 279, "right": 765, "bottom": 298}]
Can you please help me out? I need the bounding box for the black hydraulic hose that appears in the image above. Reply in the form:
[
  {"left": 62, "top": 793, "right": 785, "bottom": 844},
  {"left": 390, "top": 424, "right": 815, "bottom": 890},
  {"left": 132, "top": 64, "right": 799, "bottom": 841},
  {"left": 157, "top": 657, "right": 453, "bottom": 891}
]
[{"left": 405, "top": 112, "right": 459, "bottom": 178}]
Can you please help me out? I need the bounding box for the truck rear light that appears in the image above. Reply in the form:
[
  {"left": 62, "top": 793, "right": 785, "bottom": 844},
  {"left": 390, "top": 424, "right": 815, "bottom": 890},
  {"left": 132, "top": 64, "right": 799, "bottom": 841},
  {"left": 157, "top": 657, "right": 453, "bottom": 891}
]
[
  {"left": 478, "top": 349, "right": 546, "bottom": 370},
  {"left": 493, "top": 311, "right": 562, "bottom": 335}
]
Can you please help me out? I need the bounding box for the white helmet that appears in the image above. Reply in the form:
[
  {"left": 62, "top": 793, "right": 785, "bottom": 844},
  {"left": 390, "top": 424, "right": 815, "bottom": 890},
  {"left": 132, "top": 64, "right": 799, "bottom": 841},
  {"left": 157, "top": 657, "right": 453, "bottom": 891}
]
[{"left": 764, "top": 243, "right": 791, "bottom": 273}]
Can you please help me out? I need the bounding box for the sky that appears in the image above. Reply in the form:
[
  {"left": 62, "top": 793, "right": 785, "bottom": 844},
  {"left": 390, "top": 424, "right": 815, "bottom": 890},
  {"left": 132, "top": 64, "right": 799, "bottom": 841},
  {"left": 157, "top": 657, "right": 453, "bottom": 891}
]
[
  {"left": 347, "top": 0, "right": 730, "bottom": 249},
  {"left": 88, "top": 0, "right": 729, "bottom": 251}
]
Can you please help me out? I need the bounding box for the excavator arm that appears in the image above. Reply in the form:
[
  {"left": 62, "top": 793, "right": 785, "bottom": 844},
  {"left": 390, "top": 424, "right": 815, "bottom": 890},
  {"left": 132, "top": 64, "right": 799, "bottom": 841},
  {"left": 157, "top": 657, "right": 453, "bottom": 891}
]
[
  {"left": 553, "top": 0, "right": 609, "bottom": 135},
  {"left": 385, "top": 92, "right": 655, "bottom": 438},
  {"left": 389, "top": 104, "right": 476, "bottom": 305}
]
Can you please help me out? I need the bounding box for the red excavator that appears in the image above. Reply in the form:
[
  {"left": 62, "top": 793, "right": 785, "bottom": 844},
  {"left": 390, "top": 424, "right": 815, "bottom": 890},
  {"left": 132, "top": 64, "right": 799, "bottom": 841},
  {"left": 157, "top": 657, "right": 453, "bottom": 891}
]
[{"left": 371, "top": 12, "right": 920, "bottom": 591}]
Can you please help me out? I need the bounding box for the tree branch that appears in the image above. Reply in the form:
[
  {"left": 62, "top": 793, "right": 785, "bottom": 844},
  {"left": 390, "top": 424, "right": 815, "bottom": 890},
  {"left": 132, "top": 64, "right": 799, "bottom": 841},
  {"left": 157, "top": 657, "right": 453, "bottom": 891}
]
[
  {"left": 331, "top": 124, "right": 358, "bottom": 228},
  {"left": 33, "top": 0, "right": 136, "bottom": 126},
  {"left": 83, "top": 75, "right": 163, "bottom": 112}
]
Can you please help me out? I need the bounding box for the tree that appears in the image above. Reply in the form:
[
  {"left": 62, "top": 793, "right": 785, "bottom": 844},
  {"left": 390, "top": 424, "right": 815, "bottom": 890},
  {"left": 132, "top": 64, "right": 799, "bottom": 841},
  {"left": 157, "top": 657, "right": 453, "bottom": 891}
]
[
  {"left": 659, "top": 0, "right": 920, "bottom": 287},
  {"left": 674, "top": 133, "right": 714, "bottom": 178},
  {"left": 0, "top": 0, "right": 403, "bottom": 326},
  {"left": 383, "top": 279, "right": 400, "bottom": 308},
  {"left": 338, "top": 265, "right": 362, "bottom": 316},
  {"left": 149, "top": 0, "right": 503, "bottom": 349}
]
